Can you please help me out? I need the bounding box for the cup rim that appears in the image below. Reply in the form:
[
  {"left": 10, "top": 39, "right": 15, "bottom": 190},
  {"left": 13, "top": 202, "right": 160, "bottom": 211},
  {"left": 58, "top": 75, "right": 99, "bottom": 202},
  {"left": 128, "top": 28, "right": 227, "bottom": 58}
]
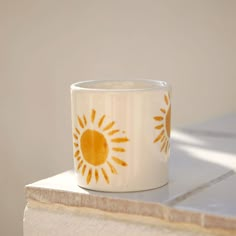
[{"left": 71, "top": 79, "right": 171, "bottom": 92}]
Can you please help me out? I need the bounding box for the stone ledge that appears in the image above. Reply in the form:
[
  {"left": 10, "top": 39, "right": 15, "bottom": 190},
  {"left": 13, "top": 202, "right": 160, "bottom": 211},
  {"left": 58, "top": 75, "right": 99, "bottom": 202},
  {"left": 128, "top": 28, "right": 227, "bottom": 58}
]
[{"left": 25, "top": 183, "right": 236, "bottom": 232}]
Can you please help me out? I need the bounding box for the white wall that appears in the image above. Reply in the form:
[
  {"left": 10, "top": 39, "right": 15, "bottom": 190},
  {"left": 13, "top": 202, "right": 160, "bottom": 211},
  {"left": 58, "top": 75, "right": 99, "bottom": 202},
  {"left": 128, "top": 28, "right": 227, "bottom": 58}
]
[{"left": 1, "top": 0, "right": 236, "bottom": 235}]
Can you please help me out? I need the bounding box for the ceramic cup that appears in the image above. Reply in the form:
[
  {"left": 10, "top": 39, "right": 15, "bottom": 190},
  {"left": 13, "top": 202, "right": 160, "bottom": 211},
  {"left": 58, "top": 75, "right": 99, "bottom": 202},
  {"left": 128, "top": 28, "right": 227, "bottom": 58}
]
[{"left": 71, "top": 79, "right": 171, "bottom": 192}]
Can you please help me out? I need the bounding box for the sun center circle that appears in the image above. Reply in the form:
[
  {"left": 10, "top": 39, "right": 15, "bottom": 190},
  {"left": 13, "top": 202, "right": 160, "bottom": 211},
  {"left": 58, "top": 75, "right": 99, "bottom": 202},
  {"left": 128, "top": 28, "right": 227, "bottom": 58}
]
[
  {"left": 80, "top": 129, "right": 109, "bottom": 166},
  {"left": 165, "top": 106, "right": 171, "bottom": 137}
]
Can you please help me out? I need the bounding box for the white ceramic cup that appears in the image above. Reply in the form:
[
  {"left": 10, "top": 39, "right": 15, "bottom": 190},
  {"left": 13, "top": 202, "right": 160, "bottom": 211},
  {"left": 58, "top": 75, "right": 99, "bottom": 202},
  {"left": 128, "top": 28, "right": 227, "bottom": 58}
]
[{"left": 71, "top": 79, "right": 171, "bottom": 192}]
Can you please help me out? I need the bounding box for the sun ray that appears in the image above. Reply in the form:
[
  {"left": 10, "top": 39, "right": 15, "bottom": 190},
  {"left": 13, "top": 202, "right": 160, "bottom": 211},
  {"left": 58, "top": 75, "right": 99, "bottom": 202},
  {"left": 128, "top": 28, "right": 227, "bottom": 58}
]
[
  {"left": 83, "top": 115, "right": 87, "bottom": 126},
  {"left": 73, "top": 133, "right": 78, "bottom": 140},
  {"left": 165, "top": 141, "right": 169, "bottom": 153},
  {"left": 95, "top": 169, "right": 99, "bottom": 183},
  {"left": 75, "top": 128, "right": 80, "bottom": 135},
  {"left": 82, "top": 164, "right": 87, "bottom": 176},
  {"left": 154, "top": 116, "right": 164, "bottom": 121},
  {"left": 112, "top": 156, "right": 128, "bottom": 166},
  {"left": 155, "top": 124, "right": 164, "bottom": 130},
  {"left": 108, "top": 129, "right": 120, "bottom": 136},
  {"left": 77, "top": 156, "right": 81, "bottom": 161},
  {"left": 161, "top": 135, "right": 166, "bottom": 142},
  {"left": 101, "top": 168, "right": 110, "bottom": 184},
  {"left": 111, "top": 137, "right": 129, "bottom": 143},
  {"left": 87, "top": 168, "right": 92, "bottom": 184},
  {"left": 112, "top": 147, "right": 126, "bottom": 152},
  {"left": 73, "top": 142, "right": 79, "bottom": 148},
  {"left": 103, "top": 121, "right": 115, "bottom": 131},
  {"left": 91, "top": 109, "right": 96, "bottom": 123},
  {"left": 153, "top": 130, "right": 164, "bottom": 143},
  {"left": 77, "top": 116, "right": 84, "bottom": 128},
  {"left": 160, "top": 108, "right": 166, "bottom": 114},
  {"left": 164, "top": 94, "right": 169, "bottom": 105},
  {"left": 74, "top": 150, "right": 80, "bottom": 157},
  {"left": 107, "top": 161, "right": 117, "bottom": 174},
  {"left": 98, "top": 115, "right": 106, "bottom": 128},
  {"left": 160, "top": 140, "right": 167, "bottom": 152},
  {"left": 77, "top": 160, "right": 83, "bottom": 170}
]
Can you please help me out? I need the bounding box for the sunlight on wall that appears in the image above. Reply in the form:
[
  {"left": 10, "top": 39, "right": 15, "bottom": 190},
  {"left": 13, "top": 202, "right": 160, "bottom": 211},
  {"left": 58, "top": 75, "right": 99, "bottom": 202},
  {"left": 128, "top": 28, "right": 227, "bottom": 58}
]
[
  {"left": 171, "top": 130, "right": 205, "bottom": 146},
  {"left": 177, "top": 145, "right": 236, "bottom": 171}
]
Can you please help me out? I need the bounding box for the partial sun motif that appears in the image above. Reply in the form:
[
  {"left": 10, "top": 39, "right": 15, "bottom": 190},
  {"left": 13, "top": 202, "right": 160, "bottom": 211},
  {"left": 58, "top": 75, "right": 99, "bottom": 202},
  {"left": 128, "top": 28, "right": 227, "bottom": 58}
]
[
  {"left": 153, "top": 93, "right": 171, "bottom": 154},
  {"left": 72, "top": 109, "right": 129, "bottom": 185}
]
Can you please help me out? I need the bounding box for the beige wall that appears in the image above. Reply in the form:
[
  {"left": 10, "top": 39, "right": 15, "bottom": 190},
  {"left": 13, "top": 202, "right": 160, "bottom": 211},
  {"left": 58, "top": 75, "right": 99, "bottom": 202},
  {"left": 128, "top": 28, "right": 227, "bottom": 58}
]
[{"left": 1, "top": 0, "right": 236, "bottom": 235}]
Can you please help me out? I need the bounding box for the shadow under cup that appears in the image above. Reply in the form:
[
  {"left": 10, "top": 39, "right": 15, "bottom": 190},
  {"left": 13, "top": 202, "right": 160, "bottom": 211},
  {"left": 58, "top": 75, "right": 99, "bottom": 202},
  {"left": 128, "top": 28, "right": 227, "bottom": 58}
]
[{"left": 71, "top": 80, "right": 171, "bottom": 192}]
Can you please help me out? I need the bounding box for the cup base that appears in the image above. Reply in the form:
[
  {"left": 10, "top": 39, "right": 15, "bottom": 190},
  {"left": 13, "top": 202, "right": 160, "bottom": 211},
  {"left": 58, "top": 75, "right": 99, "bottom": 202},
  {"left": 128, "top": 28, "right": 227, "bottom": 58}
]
[
  {"left": 75, "top": 170, "right": 168, "bottom": 193},
  {"left": 77, "top": 181, "right": 168, "bottom": 193}
]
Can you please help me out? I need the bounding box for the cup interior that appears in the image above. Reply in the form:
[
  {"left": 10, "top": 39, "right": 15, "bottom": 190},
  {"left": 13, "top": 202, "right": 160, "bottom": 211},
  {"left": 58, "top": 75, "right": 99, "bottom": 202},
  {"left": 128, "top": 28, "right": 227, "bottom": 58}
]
[{"left": 71, "top": 80, "right": 170, "bottom": 91}]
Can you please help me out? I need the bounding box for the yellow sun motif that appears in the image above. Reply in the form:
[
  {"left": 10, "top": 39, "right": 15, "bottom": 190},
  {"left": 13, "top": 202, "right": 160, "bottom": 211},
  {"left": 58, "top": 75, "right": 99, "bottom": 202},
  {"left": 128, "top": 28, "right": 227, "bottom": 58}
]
[
  {"left": 73, "top": 109, "right": 129, "bottom": 185},
  {"left": 153, "top": 93, "right": 171, "bottom": 154}
]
